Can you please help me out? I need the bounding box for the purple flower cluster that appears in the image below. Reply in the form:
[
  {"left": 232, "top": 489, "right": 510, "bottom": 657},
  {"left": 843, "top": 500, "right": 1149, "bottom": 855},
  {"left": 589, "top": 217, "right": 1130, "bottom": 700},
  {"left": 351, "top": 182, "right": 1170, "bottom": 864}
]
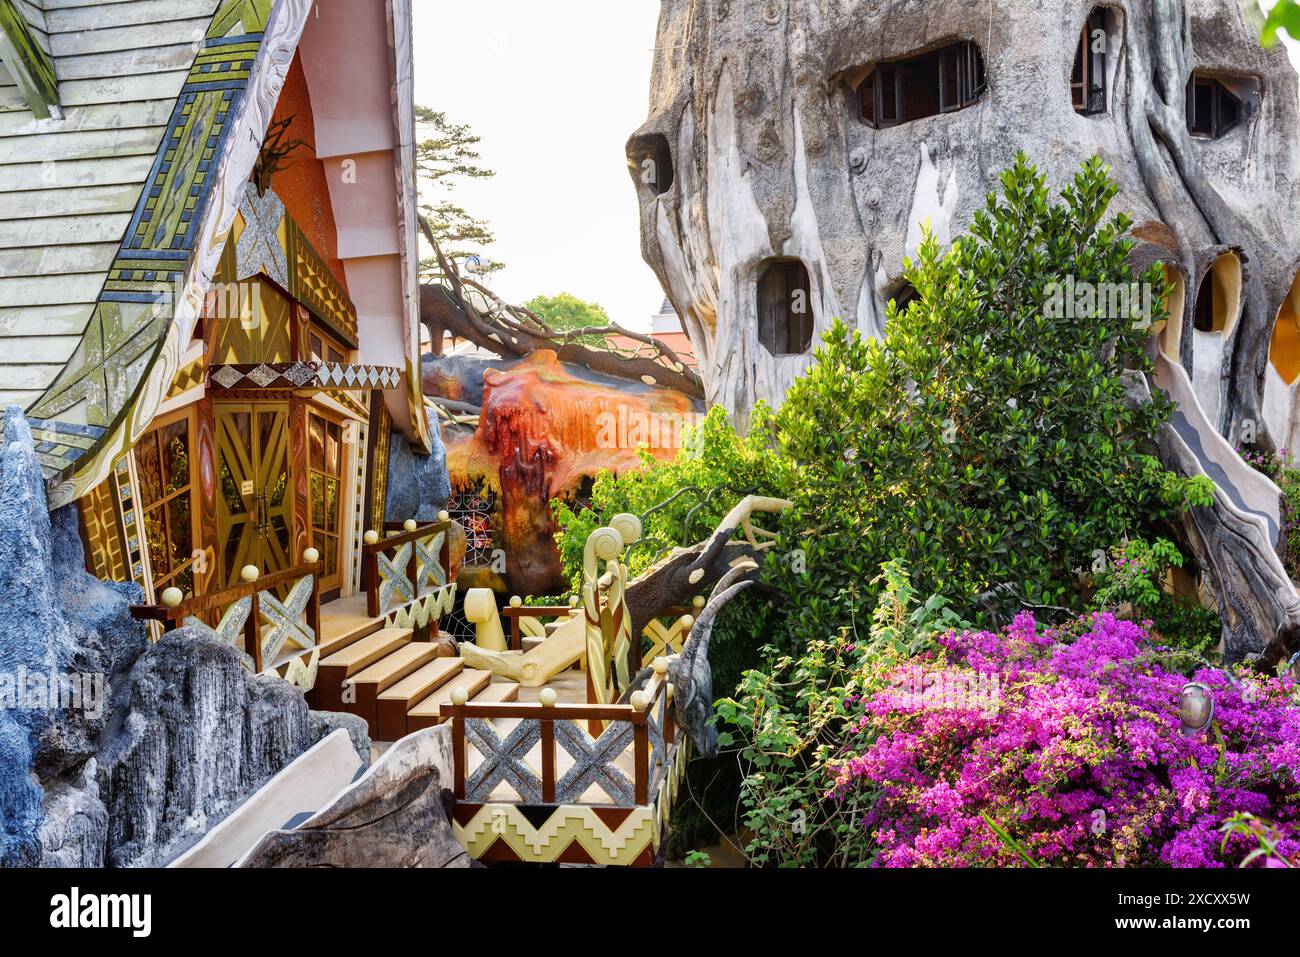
[{"left": 828, "top": 612, "right": 1300, "bottom": 867}]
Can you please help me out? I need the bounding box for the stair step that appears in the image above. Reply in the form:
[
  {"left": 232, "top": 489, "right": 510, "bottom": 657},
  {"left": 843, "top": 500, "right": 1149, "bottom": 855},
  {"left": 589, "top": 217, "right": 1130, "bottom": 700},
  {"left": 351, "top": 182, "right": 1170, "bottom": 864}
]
[
  {"left": 475, "top": 682, "right": 520, "bottom": 704},
  {"left": 320, "top": 628, "right": 412, "bottom": 677},
  {"left": 521, "top": 636, "right": 544, "bottom": 652},
  {"left": 374, "top": 658, "right": 465, "bottom": 741},
  {"left": 349, "top": 642, "right": 440, "bottom": 693},
  {"left": 406, "top": 669, "right": 492, "bottom": 731},
  {"left": 318, "top": 618, "right": 383, "bottom": 658}
]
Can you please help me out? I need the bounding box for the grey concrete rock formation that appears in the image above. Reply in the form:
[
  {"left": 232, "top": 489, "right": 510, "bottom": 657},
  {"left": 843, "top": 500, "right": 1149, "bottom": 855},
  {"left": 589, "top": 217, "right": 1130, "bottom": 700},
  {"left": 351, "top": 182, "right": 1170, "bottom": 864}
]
[
  {"left": 239, "top": 725, "right": 473, "bottom": 868},
  {"left": 628, "top": 0, "right": 1300, "bottom": 447},
  {"left": 0, "top": 408, "right": 143, "bottom": 864},
  {"left": 385, "top": 427, "right": 452, "bottom": 523},
  {"left": 97, "top": 629, "right": 345, "bottom": 867}
]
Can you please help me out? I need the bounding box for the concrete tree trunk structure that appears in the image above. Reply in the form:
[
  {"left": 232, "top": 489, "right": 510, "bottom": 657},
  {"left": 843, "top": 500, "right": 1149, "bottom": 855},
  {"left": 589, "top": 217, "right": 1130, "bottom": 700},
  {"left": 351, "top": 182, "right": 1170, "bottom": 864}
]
[{"left": 628, "top": 0, "right": 1300, "bottom": 664}]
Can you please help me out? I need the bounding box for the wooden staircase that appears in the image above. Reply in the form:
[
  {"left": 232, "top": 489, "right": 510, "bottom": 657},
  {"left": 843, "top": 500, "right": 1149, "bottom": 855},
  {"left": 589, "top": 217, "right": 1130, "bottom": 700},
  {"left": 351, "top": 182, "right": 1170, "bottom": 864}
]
[{"left": 311, "top": 594, "right": 518, "bottom": 742}]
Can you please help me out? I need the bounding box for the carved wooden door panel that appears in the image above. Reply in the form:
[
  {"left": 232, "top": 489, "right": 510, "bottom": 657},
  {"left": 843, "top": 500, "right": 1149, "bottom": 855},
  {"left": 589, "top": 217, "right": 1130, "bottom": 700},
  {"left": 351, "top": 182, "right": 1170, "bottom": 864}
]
[{"left": 215, "top": 402, "right": 294, "bottom": 587}]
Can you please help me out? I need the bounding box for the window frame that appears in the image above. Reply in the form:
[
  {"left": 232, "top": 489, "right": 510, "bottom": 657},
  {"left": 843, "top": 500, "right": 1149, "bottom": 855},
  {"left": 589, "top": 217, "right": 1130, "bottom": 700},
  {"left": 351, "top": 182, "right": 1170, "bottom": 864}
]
[
  {"left": 305, "top": 321, "right": 352, "bottom": 366},
  {"left": 756, "top": 259, "right": 815, "bottom": 357},
  {"left": 859, "top": 40, "right": 985, "bottom": 130},
  {"left": 1186, "top": 73, "right": 1244, "bottom": 139},
  {"left": 134, "top": 406, "right": 201, "bottom": 599},
  {"left": 1072, "top": 8, "right": 1110, "bottom": 115}
]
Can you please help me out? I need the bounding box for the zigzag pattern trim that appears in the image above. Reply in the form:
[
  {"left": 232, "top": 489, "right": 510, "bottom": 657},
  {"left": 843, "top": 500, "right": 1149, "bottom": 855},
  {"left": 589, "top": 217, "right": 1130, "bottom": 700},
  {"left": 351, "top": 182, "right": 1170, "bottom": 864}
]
[{"left": 452, "top": 740, "right": 687, "bottom": 866}]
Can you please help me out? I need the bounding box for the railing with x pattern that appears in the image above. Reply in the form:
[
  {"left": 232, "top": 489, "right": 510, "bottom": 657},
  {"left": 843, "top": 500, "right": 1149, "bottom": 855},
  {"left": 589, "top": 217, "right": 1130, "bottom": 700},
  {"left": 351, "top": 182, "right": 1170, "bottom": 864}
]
[
  {"left": 361, "top": 516, "right": 455, "bottom": 635},
  {"left": 129, "top": 554, "right": 323, "bottom": 680},
  {"left": 444, "top": 658, "right": 677, "bottom": 808}
]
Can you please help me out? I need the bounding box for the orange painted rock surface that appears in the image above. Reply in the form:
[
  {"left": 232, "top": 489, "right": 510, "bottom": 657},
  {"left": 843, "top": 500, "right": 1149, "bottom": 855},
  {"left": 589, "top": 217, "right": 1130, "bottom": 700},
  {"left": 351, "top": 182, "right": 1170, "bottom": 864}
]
[{"left": 438, "top": 350, "right": 702, "bottom": 596}]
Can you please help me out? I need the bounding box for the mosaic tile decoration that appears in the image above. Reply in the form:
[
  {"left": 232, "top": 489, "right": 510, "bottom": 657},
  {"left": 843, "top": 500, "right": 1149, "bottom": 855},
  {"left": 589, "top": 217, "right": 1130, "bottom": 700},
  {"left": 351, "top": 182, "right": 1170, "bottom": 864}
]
[
  {"left": 286, "top": 214, "right": 358, "bottom": 347},
  {"left": 207, "top": 363, "right": 401, "bottom": 392},
  {"left": 167, "top": 354, "right": 208, "bottom": 399}
]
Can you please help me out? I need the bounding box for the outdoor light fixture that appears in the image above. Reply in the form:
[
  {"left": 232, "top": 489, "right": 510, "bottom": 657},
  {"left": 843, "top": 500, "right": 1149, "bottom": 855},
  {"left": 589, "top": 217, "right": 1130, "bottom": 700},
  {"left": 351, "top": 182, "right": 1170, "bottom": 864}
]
[
  {"left": 1179, "top": 682, "right": 1215, "bottom": 736},
  {"left": 1288, "top": 651, "right": 1300, "bottom": 683}
]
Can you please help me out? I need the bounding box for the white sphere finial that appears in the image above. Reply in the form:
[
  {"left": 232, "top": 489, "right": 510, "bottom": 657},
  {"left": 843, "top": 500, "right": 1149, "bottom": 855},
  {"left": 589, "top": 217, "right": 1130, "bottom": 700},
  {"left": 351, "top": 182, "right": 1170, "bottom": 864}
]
[
  {"left": 437, "top": 509, "right": 450, "bottom": 523},
  {"left": 509, "top": 595, "right": 522, "bottom": 608},
  {"left": 403, "top": 518, "right": 417, "bottom": 532},
  {"left": 160, "top": 586, "right": 183, "bottom": 608},
  {"left": 363, "top": 529, "right": 379, "bottom": 545},
  {"left": 630, "top": 691, "right": 649, "bottom": 711},
  {"left": 652, "top": 657, "right": 670, "bottom": 676},
  {"left": 450, "top": 687, "right": 469, "bottom": 706},
  {"left": 538, "top": 688, "right": 558, "bottom": 707},
  {"left": 302, "top": 547, "right": 320, "bottom": 564},
  {"left": 240, "top": 564, "right": 259, "bottom": 583}
]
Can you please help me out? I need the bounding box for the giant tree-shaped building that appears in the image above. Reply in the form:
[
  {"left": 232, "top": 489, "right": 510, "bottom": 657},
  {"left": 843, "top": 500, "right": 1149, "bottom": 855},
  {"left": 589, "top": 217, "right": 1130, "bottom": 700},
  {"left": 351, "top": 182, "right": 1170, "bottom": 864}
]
[{"left": 627, "top": 0, "right": 1300, "bottom": 664}]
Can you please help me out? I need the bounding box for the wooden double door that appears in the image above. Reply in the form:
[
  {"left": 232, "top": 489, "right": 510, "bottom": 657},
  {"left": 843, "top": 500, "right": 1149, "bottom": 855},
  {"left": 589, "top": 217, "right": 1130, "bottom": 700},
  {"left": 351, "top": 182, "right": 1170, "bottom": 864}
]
[
  {"left": 215, "top": 402, "right": 295, "bottom": 588},
  {"left": 214, "top": 400, "right": 352, "bottom": 594}
]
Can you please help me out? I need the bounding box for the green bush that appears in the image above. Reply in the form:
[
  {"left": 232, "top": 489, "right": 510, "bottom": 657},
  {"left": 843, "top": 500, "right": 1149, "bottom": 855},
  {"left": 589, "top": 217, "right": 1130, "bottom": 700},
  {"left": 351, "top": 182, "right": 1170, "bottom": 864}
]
[
  {"left": 713, "top": 562, "right": 965, "bottom": 866},
  {"left": 551, "top": 403, "right": 790, "bottom": 592},
  {"left": 767, "top": 154, "right": 1211, "bottom": 654},
  {"left": 1087, "top": 537, "right": 1221, "bottom": 659}
]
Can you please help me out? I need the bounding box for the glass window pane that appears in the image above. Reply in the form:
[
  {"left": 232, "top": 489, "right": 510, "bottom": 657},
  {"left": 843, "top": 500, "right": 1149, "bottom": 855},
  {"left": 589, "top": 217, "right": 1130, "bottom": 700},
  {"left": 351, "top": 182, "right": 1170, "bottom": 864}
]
[
  {"left": 309, "top": 415, "right": 325, "bottom": 472},
  {"left": 137, "top": 434, "right": 163, "bottom": 505},
  {"left": 311, "top": 472, "right": 325, "bottom": 527},
  {"left": 167, "top": 495, "right": 192, "bottom": 569},
  {"left": 218, "top": 453, "right": 246, "bottom": 515},
  {"left": 325, "top": 477, "right": 340, "bottom": 533},
  {"left": 327, "top": 422, "right": 341, "bottom": 475},
  {"left": 160, "top": 420, "right": 190, "bottom": 497},
  {"left": 145, "top": 506, "right": 170, "bottom": 576}
]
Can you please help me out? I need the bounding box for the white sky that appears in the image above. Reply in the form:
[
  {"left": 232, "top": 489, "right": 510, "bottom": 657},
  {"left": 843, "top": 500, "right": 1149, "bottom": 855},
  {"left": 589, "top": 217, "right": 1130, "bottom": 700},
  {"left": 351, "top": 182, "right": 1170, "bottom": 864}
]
[
  {"left": 411, "top": 3, "right": 1300, "bottom": 335},
  {"left": 412, "top": 1, "right": 664, "bottom": 332}
]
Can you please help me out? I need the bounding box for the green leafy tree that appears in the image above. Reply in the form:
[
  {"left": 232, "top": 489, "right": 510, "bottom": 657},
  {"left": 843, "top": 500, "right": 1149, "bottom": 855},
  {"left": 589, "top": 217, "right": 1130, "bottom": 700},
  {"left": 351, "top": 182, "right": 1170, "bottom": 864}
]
[
  {"left": 1263, "top": 1, "right": 1300, "bottom": 46},
  {"left": 415, "top": 106, "right": 501, "bottom": 274},
  {"left": 525, "top": 292, "right": 612, "bottom": 333},
  {"left": 767, "top": 154, "right": 1210, "bottom": 649}
]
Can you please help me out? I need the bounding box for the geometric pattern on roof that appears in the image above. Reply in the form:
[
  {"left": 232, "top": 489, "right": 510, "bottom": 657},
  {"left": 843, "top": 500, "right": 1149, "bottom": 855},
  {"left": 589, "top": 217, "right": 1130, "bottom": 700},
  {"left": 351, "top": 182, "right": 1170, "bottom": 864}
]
[
  {"left": 0, "top": 0, "right": 60, "bottom": 118},
  {"left": 27, "top": 0, "right": 318, "bottom": 503},
  {"left": 21, "top": 0, "right": 284, "bottom": 485}
]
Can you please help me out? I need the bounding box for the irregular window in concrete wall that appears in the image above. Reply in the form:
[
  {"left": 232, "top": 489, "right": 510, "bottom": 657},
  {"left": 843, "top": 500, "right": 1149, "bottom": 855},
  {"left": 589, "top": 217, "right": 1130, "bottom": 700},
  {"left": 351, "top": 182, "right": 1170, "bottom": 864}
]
[
  {"left": 1269, "top": 274, "right": 1300, "bottom": 385},
  {"left": 1072, "top": 7, "right": 1115, "bottom": 115},
  {"left": 757, "top": 260, "right": 814, "bottom": 356},
  {"left": 1159, "top": 263, "right": 1186, "bottom": 356},
  {"left": 889, "top": 282, "right": 918, "bottom": 315},
  {"left": 626, "top": 133, "right": 674, "bottom": 196},
  {"left": 858, "top": 40, "right": 986, "bottom": 129},
  {"left": 1186, "top": 73, "right": 1255, "bottom": 139},
  {"left": 1193, "top": 253, "right": 1242, "bottom": 335}
]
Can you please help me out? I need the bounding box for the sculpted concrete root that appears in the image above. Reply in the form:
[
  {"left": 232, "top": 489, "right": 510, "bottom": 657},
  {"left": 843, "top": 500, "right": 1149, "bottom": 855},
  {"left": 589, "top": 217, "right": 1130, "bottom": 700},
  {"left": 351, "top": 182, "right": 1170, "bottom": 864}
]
[
  {"left": 459, "top": 612, "right": 586, "bottom": 687},
  {"left": 237, "top": 726, "right": 473, "bottom": 869}
]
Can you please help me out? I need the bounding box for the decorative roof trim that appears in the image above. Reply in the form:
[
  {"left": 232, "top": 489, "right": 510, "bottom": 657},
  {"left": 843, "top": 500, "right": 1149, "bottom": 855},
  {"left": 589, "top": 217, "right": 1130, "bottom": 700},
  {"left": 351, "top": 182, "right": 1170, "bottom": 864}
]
[
  {"left": 386, "top": 0, "right": 432, "bottom": 455},
  {"left": 41, "top": 0, "right": 317, "bottom": 510}
]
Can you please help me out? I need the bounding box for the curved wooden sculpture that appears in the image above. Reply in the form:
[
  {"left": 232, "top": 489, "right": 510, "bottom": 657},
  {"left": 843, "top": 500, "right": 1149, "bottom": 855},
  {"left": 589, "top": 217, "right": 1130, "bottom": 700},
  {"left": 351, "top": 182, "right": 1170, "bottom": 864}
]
[{"left": 458, "top": 515, "right": 641, "bottom": 688}]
